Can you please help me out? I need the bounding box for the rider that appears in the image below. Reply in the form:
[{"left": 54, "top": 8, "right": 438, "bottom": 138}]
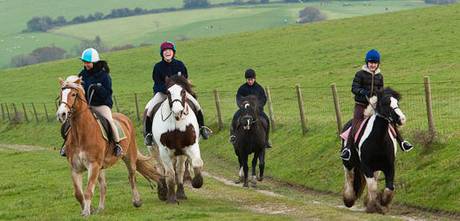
[
  {"left": 143, "top": 41, "right": 212, "bottom": 145},
  {"left": 60, "top": 48, "right": 123, "bottom": 157},
  {"left": 230, "top": 68, "right": 271, "bottom": 148},
  {"left": 340, "top": 49, "right": 414, "bottom": 161}
]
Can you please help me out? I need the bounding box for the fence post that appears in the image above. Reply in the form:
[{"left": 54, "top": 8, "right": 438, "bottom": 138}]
[
  {"left": 5, "top": 103, "right": 11, "bottom": 121},
  {"left": 134, "top": 93, "right": 140, "bottom": 121},
  {"left": 331, "top": 83, "right": 342, "bottom": 136},
  {"left": 295, "top": 84, "right": 308, "bottom": 135},
  {"left": 32, "top": 103, "right": 39, "bottom": 123},
  {"left": 424, "top": 76, "right": 436, "bottom": 136},
  {"left": 113, "top": 95, "right": 120, "bottom": 113},
  {"left": 1, "top": 103, "right": 4, "bottom": 121},
  {"left": 265, "top": 86, "right": 276, "bottom": 131},
  {"left": 12, "top": 103, "right": 19, "bottom": 122},
  {"left": 213, "top": 89, "right": 223, "bottom": 131},
  {"left": 22, "top": 103, "right": 29, "bottom": 123},
  {"left": 43, "top": 103, "right": 50, "bottom": 122}
]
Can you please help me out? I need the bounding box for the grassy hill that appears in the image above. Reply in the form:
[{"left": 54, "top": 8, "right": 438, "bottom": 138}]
[
  {"left": 0, "top": 1, "right": 428, "bottom": 68},
  {"left": 1, "top": 2, "right": 460, "bottom": 214}
]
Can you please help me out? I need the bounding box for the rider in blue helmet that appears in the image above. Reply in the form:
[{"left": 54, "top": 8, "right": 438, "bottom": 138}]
[
  {"left": 60, "top": 48, "right": 123, "bottom": 157},
  {"left": 340, "top": 49, "right": 414, "bottom": 161}
]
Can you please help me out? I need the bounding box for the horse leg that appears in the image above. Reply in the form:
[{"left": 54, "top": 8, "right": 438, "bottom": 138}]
[
  {"left": 71, "top": 170, "right": 84, "bottom": 211},
  {"left": 364, "top": 175, "right": 384, "bottom": 214},
  {"left": 123, "top": 156, "right": 142, "bottom": 208},
  {"left": 185, "top": 144, "right": 204, "bottom": 189},
  {"left": 250, "top": 152, "right": 259, "bottom": 187},
  {"left": 160, "top": 149, "right": 177, "bottom": 204},
  {"left": 380, "top": 166, "right": 395, "bottom": 213},
  {"left": 242, "top": 153, "right": 249, "bottom": 188},
  {"left": 258, "top": 149, "right": 265, "bottom": 181},
  {"left": 235, "top": 154, "right": 243, "bottom": 184},
  {"left": 342, "top": 167, "right": 356, "bottom": 208},
  {"left": 96, "top": 169, "right": 107, "bottom": 213},
  {"left": 175, "top": 155, "right": 188, "bottom": 200},
  {"left": 81, "top": 163, "right": 101, "bottom": 217}
]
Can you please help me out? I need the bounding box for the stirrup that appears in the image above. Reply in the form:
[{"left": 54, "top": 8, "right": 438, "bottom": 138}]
[
  {"left": 60, "top": 145, "right": 66, "bottom": 157},
  {"left": 229, "top": 135, "right": 236, "bottom": 144},
  {"left": 341, "top": 148, "right": 351, "bottom": 161},
  {"left": 114, "top": 143, "right": 124, "bottom": 157},
  {"left": 200, "top": 126, "right": 212, "bottom": 140},
  {"left": 401, "top": 141, "right": 414, "bottom": 152},
  {"left": 144, "top": 133, "right": 153, "bottom": 146},
  {"left": 265, "top": 140, "right": 272, "bottom": 148}
]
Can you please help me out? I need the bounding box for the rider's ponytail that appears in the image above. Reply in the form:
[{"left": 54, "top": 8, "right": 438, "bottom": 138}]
[{"left": 94, "top": 60, "right": 110, "bottom": 74}]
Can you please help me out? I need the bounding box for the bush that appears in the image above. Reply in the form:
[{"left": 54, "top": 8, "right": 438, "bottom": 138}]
[
  {"left": 76, "top": 36, "right": 108, "bottom": 54},
  {"left": 183, "top": 0, "right": 210, "bottom": 8},
  {"left": 10, "top": 45, "right": 67, "bottom": 67},
  {"left": 297, "top": 7, "right": 326, "bottom": 23},
  {"left": 424, "top": 0, "right": 457, "bottom": 4}
]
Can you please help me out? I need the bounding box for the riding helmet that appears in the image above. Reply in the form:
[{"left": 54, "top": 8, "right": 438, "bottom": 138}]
[
  {"left": 160, "top": 41, "right": 176, "bottom": 56},
  {"left": 245, "top": 68, "right": 256, "bottom": 79},
  {"left": 365, "top": 49, "right": 380, "bottom": 63},
  {"left": 81, "top": 48, "right": 100, "bottom": 63}
]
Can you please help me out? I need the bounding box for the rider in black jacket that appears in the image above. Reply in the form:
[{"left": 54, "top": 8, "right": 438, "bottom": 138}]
[{"left": 341, "top": 49, "right": 414, "bottom": 161}]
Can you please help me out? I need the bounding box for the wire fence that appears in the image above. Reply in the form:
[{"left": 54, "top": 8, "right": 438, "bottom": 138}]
[{"left": 1, "top": 76, "right": 458, "bottom": 138}]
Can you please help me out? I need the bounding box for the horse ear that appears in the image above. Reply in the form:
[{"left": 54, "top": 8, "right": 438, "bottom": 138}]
[
  {"left": 76, "top": 76, "right": 82, "bottom": 84},
  {"left": 58, "top": 77, "right": 64, "bottom": 85}
]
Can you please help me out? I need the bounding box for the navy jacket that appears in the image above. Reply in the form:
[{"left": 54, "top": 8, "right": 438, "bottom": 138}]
[
  {"left": 236, "top": 81, "right": 267, "bottom": 111},
  {"left": 79, "top": 66, "right": 113, "bottom": 108},
  {"left": 152, "top": 59, "right": 188, "bottom": 94},
  {"left": 352, "top": 68, "right": 384, "bottom": 104}
]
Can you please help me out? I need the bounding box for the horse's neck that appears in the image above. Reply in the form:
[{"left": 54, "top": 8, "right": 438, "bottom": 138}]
[
  {"left": 70, "top": 103, "right": 97, "bottom": 137},
  {"left": 371, "top": 115, "right": 390, "bottom": 137}
]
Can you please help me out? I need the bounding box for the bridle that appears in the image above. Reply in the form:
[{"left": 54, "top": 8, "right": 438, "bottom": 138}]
[
  {"left": 162, "top": 87, "right": 189, "bottom": 121},
  {"left": 59, "top": 86, "right": 87, "bottom": 120},
  {"left": 239, "top": 103, "right": 258, "bottom": 130}
]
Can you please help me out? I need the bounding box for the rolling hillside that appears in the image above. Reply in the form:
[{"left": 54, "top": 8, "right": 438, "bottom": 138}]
[{"left": 0, "top": 2, "right": 459, "bottom": 214}]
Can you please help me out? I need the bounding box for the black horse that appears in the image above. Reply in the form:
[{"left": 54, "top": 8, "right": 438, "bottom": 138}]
[
  {"left": 232, "top": 95, "right": 268, "bottom": 187},
  {"left": 341, "top": 88, "right": 406, "bottom": 214}
]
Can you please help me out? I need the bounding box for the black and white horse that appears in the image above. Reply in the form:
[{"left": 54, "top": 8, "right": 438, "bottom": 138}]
[
  {"left": 341, "top": 88, "right": 406, "bottom": 214},
  {"left": 232, "top": 96, "right": 267, "bottom": 187}
]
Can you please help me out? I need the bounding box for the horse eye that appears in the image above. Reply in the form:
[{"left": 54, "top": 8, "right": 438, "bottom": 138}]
[{"left": 72, "top": 93, "right": 77, "bottom": 97}]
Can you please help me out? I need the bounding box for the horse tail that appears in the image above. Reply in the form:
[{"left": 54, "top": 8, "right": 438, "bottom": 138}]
[
  {"left": 353, "top": 166, "right": 366, "bottom": 199},
  {"left": 136, "top": 151, "right": 161, "bottom": 183}
]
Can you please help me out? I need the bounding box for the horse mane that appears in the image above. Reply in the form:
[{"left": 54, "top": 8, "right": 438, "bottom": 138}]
[
  {"left": 166, "top": 75, "right": 196, "bottom": 97},
  {"left": 383, "top": 87, "right": 401, "bottom": 101},
  {"left": 61, "top": 75, "right": 85, "bottom": 93},
  {"left": 240, "top": 95, "right": 259, "bottom": 115}
]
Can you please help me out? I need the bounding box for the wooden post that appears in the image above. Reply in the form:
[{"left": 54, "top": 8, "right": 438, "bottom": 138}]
[
  {"left": 1, "top": 103, "right": 4, "bottom": 121},
  {"left": 134, "top": 93, "right": 140, "bottom": 121},
  {"left": 113, "top": 95, "right": 120, "bottom": 113},
  {"left": 331, "top": 83, "right": 342, "bottom": 136},
  {"left": 213, "top": 89, "right": 223, "bottom": 131},
  {"left": 5, "top": 103, "right": 11, "bottom": 121},
  {"left": 265, "top": 86, "right": 276, "bottom": 131},
  {"left": 12, "top": 103, "right": 19, "bottom": 121},
  {"left": 43, "top": 103, "right": 50, "bottom": 122},
  {"left": 22, "top": 103, "right": 29, "bottom": 123},
  {"left": 32, "top": 103, "right": 39, "bottom": 123},
  {"left": 296, "top": 84, "right": 308, "bottom": 135},
  {"left": 424, "top": 76, "right": 436, "bottom": 136}
]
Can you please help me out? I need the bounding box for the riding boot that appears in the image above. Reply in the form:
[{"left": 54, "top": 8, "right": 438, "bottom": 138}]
[
  {"left": 196, "top": 110, "right": 212, "bottom": 140},
  {"left": 143, "top": 115, "right": 153, "bottom": 146},
  {"left": 393, "top": 126, "right": 414, "bottom": 152},
  {"left": 60, "top": 140, "right": 66, "bottom": 157},
  {"left": 341, "top": 127, "right": 355, "bottom": 161}
]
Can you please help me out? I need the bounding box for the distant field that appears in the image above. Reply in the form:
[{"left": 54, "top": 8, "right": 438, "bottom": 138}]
[{"left": 0, "top": 1, "right": 428, "bottom": 68}]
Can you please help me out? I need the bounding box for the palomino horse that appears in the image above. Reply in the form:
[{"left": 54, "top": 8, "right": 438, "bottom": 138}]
[
  {"left": 232, "top": 95, "right": 267, "bottom": 187},
  {"left": 151, "top": 75, "right": 204, "bottom": 204},
  {"left": 56, "top": 76, "right": 166, "bottom": 216},
  {"left": 341, "top": 88, "right": 406, "bottom": 214}
]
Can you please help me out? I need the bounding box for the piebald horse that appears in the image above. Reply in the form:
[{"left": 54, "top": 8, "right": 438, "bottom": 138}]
[
  {"left": 56, "top": 76, "right": 166, "bottom": 216},
  {"left": 151, "top": 75, "right": 204, "bottom": 204},
  {"left": 341, "top": 88, "right": 406, "bottom": 214}
]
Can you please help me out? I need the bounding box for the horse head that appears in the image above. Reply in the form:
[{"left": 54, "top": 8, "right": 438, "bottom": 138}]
[
  {"left": 165, "top": 76, "right": 193, "bottom": 120},
  {"left": 239, "top": 95, "right": 259, "bottom": 131},
  {"left": 375, "top": 87, "right": 406, "bottom": 126},
  {"left": 56, "top": 75, "right": 86, "bottom": 123}
]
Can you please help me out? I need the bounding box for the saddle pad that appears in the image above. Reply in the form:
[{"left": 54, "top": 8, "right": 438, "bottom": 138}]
[
  {"left": 340, "top": 118, "right": 397, "bottom": 143},
  {"left": 96, "top": 118, "right": 127, "bottom": 141}
]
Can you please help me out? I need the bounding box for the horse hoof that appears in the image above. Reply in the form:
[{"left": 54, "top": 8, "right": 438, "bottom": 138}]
[
  {"left": 235, "top": 177, "right": 243, "bottom": 184},
  {"left": 192, "top": 174, "right": 203, "bottom": 188},
  {"left": 157, "top": 180, "right": 168, "bottom": 201},
  {"left": 250, "top": 182, "right": 257, "bottom": 188},
  {"left": 257, "top": 176, "right": 264, "bottom": 182},
  {"left": 243, "top": 182, "right": 249, "bottom": 188},
  {"left": 133, "top": 200, "right": 143, "bottom": 208},
  {"left": 166, "top": 199, "right": 178, "bottom": 204},
  {"left": 81, "top": 210, "right": 90, "bottom": 217}
]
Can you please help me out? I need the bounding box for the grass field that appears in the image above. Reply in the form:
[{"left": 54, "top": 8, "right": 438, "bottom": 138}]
[
  {"left": 0, "top": 2, "right": 460, "bottom": 216},
  {"left": 0, "top": 1, "right": 428, "bottom": 68}
]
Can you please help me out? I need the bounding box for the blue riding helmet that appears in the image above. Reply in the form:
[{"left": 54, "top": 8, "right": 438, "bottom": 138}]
[{"left": 365, "top": 49, "right": 380, "bottom": 63}]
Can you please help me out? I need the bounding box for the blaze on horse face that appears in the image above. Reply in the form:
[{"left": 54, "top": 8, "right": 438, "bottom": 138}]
[
  {"left": 167, "top": 84, "right": 188, "bottom": 120},
  {"left": 377, "top": 88, "right": 406, "bottom": 126},
  {"left": 56, "top": 77, "right": 83, "bottom": 123},
  {"left": 239, "top": 102, "right": 257, "bottom": 131}
]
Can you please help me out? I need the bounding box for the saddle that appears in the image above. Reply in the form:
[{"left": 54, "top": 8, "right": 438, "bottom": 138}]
[
  {"left": 340, "top": 117, "right": 397, "bottom": 144},
  {"left": 61, "top": 109, "right": 126, "bottom": 142}
]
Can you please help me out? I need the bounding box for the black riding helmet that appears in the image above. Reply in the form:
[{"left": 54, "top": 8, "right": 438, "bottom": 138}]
[{"left": 245, "top": 68, "right": 256, "bottom": 79}]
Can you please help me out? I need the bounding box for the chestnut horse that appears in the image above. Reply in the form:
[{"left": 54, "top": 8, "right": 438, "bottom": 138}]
[{"left": 56, "top": 76, "right": 166, "bottom": 217}]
